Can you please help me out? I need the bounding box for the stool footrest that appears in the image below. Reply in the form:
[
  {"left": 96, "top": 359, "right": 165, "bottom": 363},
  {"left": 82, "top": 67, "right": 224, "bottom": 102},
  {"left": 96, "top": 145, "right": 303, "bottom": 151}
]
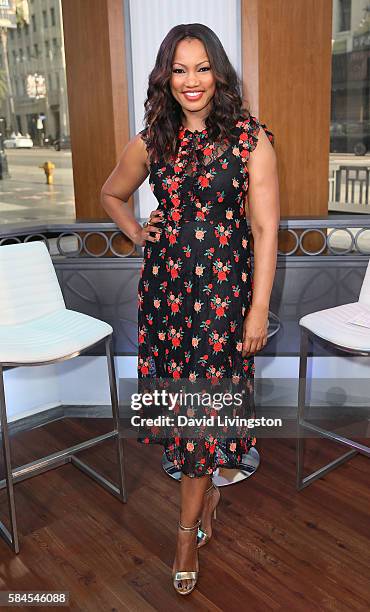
[
  {"left": 299, "top": 419, "right": 370, "bottom": 456},
  {"left": 296, "top": 445, "right": 358, "bottom": 490},
  {"left": 0, "top": 430, "right": 118, "bottom": 488},
  {"left": 71, "top": 455, "right": 125, "bottom": 501},
  {"left": 0, "top": 429, "right": 126, "bottom": 553}
]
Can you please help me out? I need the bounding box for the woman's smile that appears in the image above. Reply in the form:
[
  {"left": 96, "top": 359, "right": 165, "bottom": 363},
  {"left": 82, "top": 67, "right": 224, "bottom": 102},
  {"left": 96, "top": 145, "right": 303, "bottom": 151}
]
[{"left": 182, "top": 91, "right": 204, "bottom": 101}]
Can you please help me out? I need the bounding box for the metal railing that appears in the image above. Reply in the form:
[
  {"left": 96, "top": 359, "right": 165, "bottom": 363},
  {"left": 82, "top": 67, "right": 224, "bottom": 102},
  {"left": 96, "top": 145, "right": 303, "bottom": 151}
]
[
  {"left": 329, "top": 164, "right": 370, "bottom": 213},
  {"left": 1, "top": 217, "right": 370, "bottom": 258}
]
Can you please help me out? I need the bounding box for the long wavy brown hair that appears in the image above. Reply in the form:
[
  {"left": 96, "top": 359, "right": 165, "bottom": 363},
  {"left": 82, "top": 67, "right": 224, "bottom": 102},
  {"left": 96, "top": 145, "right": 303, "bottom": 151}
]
[{"left": 141, "top": 23, "right": 251, "bottom": 165}]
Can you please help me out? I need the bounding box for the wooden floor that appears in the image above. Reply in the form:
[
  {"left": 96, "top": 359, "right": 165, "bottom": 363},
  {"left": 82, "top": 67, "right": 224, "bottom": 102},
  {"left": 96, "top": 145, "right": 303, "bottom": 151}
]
[{"left": 0, "top": 418, "right": 369, "bottom": 611}]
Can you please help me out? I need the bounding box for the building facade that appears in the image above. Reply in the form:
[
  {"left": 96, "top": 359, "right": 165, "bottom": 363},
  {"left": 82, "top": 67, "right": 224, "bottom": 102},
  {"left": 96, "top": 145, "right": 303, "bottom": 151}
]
[{"left": 0, "top": 0, "right": 69, "bottom": 142}]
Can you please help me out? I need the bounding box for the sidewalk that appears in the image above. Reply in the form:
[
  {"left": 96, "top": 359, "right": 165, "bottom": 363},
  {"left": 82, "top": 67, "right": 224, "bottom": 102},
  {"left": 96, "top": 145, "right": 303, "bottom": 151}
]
[{"left": 0, "top": 148, "right": 75, "bottom": 225}]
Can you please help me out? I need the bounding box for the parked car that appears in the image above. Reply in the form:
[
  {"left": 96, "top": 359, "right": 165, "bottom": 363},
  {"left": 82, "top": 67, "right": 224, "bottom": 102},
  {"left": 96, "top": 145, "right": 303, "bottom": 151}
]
[
  {"left": 54, "top": 135, "right": 71, "bottom": 151},
  {"left": 3, "top": 134, "right": 34, "bottom": 149},
  {"left": 330, "top": 121, "right": 370, "bottom": 155}
]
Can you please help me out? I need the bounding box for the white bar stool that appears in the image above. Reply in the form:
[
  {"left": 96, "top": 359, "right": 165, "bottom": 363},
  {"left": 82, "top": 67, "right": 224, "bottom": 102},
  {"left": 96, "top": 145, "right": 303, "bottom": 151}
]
[
  {"left": 297, "top": 258, "right": 370, "bottom": 490},
  {"left": 0, "top": 241, "right": 127, "bottom": 553}
]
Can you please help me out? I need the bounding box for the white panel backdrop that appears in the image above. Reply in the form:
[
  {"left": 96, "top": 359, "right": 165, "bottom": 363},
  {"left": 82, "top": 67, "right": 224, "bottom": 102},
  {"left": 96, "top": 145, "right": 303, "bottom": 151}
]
[{"left": 127, "top": 0, "right": 241, "bottom": 219}]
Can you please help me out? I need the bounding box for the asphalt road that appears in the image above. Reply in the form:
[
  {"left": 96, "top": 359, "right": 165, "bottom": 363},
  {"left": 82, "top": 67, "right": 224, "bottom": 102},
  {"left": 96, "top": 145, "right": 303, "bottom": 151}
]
[
  {"left": 3, "top": 148, "right": 73, "bottom": 188},
  {"left": 0, "top": 148, "right": 75, "bottom": 225}
]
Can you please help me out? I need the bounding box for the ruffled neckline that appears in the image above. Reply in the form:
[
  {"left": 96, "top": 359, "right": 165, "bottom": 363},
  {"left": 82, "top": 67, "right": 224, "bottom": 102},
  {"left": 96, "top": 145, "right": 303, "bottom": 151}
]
[{"left": 179, "top": 124, "right": 208, "bottom": 138}]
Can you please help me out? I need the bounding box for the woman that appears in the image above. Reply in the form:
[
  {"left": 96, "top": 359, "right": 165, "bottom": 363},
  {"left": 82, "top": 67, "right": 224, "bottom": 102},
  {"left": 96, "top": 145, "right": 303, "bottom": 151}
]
[{"left": 101, "top": 23, "right": 279, "bottom": 596}]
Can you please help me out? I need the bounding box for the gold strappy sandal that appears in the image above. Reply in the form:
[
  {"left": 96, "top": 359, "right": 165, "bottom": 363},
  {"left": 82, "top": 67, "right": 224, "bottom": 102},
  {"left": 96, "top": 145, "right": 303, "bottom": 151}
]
[
  {"left": 197, "top": 482, "right": 221, "bottom": 548},
  {"left": 172, "top": 518, "right": 201, "bottom": 596}
]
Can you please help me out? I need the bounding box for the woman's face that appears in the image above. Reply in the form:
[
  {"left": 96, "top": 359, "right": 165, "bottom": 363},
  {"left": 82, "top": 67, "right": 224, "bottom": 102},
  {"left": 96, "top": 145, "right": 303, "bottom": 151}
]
[{"left": 170, "top": 38, "right": 216, "bottom": 117}]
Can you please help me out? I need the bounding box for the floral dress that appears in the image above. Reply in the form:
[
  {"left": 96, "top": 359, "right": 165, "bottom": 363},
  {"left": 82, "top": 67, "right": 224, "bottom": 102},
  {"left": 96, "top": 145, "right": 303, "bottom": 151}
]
[{"left": 137, "top": 113, "right": 274, "bottom": 478}]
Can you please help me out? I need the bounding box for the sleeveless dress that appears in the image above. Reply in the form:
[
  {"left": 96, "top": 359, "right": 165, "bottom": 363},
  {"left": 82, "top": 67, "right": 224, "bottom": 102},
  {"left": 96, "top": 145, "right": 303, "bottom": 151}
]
[{"left": 137, "top": 113, "right": 274, "bottom": 478}]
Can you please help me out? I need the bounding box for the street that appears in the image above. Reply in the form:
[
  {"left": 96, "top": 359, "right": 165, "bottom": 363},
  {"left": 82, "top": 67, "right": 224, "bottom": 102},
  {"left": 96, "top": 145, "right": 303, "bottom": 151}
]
[
  {"left": 0, "top": 149, "right": 369, "bottom": 229},
  {"left": 0, "top": 148, "right": 75, "bottom": 226}
]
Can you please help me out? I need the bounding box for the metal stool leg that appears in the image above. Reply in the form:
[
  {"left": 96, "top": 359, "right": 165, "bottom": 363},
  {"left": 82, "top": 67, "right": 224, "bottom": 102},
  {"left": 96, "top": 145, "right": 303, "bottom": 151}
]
[
  {"left": 105, "top": 335, "right": 127, "bottom": 502},
  {"left": 70, "top": 335, "right": 128, "bottom": 502},
  {"left": 0, "top": 366, "right": 19, "bottom": 553},
  {"left": 296, "top": 327, "right": 363, "bottom": 490},
  {"left": 296, "top": 327, "right": 309, "bottom": 491}
]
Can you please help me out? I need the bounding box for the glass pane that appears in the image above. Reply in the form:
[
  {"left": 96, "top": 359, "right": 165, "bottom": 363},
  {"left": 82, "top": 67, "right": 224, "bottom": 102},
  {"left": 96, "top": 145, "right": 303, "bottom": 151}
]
[
  {"left": 0, "top": 0, "right": 74, "bottom": 226},
  {"left": 330, "top": 0, "right": 370, "bottom": 213}
]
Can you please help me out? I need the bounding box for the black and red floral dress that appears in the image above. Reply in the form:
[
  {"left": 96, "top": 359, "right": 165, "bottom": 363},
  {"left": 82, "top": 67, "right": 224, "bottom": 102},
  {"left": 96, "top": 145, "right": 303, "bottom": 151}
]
[{"left": 137, "top": 113, "right": 274, "bottom": 478}]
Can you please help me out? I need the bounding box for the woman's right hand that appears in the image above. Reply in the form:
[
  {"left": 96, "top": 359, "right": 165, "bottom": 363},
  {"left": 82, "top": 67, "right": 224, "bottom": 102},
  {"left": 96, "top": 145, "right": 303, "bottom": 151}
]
[{"left": 132, "top": 209, "right": 164, "bottom": 246}]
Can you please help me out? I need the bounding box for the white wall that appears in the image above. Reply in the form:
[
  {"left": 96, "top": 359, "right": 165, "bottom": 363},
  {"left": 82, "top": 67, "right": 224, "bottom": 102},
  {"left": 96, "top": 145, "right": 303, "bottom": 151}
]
[
  {"left": 3, "top": 363, "right": 60, "bottom": 422},
  {"left": 3, "top": 356, "right": 137, "bottom": 421}
]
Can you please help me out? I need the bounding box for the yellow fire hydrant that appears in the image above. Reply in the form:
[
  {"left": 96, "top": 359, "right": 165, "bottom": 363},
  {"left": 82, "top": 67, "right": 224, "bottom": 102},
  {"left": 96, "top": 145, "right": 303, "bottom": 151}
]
[{"left": 39, "top": 161, "right": 55, "bottom": 184}]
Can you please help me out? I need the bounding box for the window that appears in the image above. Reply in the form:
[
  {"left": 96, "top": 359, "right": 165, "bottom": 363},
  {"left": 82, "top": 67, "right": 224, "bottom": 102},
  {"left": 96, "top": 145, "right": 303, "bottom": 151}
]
[
  {"left": 329, "top": 0, "right": 370, "bottom": 213},
  {"left": 338, "top": 0, "right": 351, "bottom": 32},
  {"left": 0, "top": 0, "right": 74, "bottom": 225}
]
